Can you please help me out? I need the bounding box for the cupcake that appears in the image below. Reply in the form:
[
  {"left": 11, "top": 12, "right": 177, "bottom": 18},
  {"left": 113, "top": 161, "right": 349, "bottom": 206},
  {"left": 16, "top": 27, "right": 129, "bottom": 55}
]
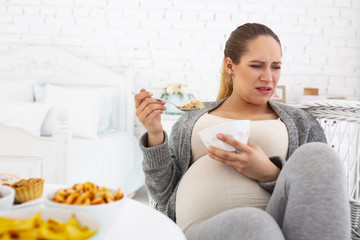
[{"left": 11, "top": 178, "right": 44, "bottom": 203}]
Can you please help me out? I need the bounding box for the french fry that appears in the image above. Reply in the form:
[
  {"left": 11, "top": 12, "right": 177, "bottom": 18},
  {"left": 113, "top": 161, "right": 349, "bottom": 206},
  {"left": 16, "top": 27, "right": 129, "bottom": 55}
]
[
  {"left": 73, "top": 192, "right": 90, "bottom": 205},
  {"left": 91, "top": 197, "right": 104, "bottom": 205},
  {"left": 64, "top": 192, "right": 78, "bottom": 205},
  {"left": 115, "top": 188, "right": 124, "bottom": 200},
  {"left": 83, "top": 198, "right": 91, "bottom": 205}
]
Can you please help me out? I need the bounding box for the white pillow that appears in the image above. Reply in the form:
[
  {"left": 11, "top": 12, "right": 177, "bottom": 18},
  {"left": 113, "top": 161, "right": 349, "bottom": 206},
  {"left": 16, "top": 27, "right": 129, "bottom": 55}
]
[
  {"left": 33, "top": 83, "right": 115, "bottom": 134},
  {"left": 42, "top": 84, "right": 108, "bottom": 138},
  {"left": 0, "top": 101, "right": 50, "bottom": 135},
  {"left": 0, "top": 80, "right": 34, "bottom": 102},
  {"left": 97, "top": 88, "right": 116, "bottom": 133}
]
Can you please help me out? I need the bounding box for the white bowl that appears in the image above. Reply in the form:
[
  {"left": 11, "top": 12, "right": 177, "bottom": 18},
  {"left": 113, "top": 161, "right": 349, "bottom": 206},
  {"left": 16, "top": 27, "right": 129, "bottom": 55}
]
[
  {"left": 0, "top": 208, "right": 99, "bottom": 239},
  {"left": 197, "top": 120, "right": 251, "bottom": 152},
  {"left": 44, "top": 188, "right": 126, "bottom": 232},
  {"left": 0, "top": 185, "right": 15, "bottom": 211}
]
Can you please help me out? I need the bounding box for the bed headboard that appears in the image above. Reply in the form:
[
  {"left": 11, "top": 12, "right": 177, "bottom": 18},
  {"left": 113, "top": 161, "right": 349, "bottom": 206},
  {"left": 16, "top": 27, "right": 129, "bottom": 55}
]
[{"left": 0, "top": 46, "right": 135, "bottom": 134}]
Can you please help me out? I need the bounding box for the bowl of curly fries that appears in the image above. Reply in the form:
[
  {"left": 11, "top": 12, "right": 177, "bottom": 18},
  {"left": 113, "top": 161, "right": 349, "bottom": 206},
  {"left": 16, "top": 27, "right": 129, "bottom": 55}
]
[{"left": 44, "top": 182, "right": 125, "bottom": 233}]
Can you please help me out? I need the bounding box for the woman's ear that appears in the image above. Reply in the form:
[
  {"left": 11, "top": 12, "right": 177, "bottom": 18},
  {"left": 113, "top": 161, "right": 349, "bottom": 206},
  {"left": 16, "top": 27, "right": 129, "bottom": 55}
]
[{"left": 225, "top": 57, "right": 234, "bottom": 75}]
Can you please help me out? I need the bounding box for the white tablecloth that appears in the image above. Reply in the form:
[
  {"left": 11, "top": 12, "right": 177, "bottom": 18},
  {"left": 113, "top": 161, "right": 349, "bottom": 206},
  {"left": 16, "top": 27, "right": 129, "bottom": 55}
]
[{"left": 8, "top": 184, "right": 186, "bottom": 240}]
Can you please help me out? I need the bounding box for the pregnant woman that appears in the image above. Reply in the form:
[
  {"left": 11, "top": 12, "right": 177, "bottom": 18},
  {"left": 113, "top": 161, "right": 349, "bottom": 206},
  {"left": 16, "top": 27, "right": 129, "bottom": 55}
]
[{"left": 134, "top": 23, "right": 350, "bottom": 240}]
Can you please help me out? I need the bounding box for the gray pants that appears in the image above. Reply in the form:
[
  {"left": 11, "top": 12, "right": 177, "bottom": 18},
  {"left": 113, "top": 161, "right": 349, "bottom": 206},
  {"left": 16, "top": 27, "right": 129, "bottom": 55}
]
[{"left": 185, "top": 142, "right": 351, "bottom": 240}]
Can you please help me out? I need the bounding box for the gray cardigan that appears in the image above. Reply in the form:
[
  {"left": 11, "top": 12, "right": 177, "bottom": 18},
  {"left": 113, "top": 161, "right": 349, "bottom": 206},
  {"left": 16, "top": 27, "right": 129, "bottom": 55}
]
[{"left": 139, "top": 99, "right": 327, "bottom": 222}]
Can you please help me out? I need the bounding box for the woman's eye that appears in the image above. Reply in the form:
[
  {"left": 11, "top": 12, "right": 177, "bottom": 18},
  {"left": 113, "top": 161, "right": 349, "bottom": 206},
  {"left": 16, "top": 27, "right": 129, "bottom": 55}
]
[
  {"left": 272, "top": 66, "right": 281, "bottom": 70},
  {"left": 250, "top": 65, "right": 262, "bottom": 68}
]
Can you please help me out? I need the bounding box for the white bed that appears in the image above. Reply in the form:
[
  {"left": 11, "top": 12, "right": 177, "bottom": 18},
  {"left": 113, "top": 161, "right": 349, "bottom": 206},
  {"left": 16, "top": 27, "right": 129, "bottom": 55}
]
[{"left": 0, "top": 46, "right": 144, "bottom": 195}]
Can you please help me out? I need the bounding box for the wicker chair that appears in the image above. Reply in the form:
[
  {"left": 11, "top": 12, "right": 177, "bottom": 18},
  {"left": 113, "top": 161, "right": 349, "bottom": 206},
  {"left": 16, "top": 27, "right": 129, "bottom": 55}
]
[{"left": 297, "top": 99, "right": 360, "bottom": 239}]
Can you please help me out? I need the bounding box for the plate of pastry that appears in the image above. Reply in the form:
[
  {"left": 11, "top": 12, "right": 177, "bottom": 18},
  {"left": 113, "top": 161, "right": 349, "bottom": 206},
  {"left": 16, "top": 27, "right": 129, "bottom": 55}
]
[{"left": 0, "top": 173, "right": 44, "bottom": 209}]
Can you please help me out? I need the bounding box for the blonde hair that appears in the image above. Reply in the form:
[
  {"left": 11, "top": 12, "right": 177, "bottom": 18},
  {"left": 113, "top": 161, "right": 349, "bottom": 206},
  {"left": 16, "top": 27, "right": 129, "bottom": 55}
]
[
  {"left": 216, "top": 23, "right": 282, "bottom": 100},
  {"left": 217, "top": 58, "right": 233, "bottom": 100}
]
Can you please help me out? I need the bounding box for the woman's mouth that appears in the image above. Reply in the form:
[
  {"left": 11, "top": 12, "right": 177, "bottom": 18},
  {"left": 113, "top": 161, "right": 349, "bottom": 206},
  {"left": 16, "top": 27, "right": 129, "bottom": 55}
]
[{"left": 255, "top": 86, "right": 272, "bottom": 94}]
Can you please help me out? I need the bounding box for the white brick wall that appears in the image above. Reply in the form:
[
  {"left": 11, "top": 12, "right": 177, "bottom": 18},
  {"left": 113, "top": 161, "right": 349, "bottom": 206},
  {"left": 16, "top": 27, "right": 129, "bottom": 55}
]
[{"left": 0, "top": 0, "right": 359, "bottom": 103}]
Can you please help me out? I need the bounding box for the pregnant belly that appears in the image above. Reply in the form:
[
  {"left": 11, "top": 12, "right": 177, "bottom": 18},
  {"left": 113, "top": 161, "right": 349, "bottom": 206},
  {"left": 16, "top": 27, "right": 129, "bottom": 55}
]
[{"left": 176, "top": 155, "right": 271, "bottom": 232}]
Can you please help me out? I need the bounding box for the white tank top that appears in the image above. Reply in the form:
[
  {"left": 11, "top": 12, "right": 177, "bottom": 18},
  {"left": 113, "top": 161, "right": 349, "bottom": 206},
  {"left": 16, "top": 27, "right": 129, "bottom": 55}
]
[{"left": 176, "top": 113, "right": 289, "bottom": 232}]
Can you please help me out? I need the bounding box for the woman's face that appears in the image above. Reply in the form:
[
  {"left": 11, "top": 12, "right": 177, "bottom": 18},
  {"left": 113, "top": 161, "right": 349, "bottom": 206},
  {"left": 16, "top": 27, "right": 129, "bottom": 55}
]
[{"left": 229, "top": 35, "right": 282, "bottom": 106}]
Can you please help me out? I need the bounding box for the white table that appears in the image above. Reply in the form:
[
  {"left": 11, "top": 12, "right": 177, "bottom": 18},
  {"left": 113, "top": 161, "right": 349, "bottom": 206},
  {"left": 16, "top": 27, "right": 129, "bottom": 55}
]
[{"left": 9, "top": 184, "right": 186, "bottom": 240}]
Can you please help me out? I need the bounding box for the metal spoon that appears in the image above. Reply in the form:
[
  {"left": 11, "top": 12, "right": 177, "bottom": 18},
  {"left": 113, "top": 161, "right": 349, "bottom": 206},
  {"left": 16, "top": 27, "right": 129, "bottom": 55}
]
[{"left": 131, "top": 92, "right": 201, "bottom": 112}]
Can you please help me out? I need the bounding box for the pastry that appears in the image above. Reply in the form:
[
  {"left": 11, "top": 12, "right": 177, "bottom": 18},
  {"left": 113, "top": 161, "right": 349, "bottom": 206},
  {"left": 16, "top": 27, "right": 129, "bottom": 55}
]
[{"left": 11, "top": 178, "right": 44, "bottom": 203}]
